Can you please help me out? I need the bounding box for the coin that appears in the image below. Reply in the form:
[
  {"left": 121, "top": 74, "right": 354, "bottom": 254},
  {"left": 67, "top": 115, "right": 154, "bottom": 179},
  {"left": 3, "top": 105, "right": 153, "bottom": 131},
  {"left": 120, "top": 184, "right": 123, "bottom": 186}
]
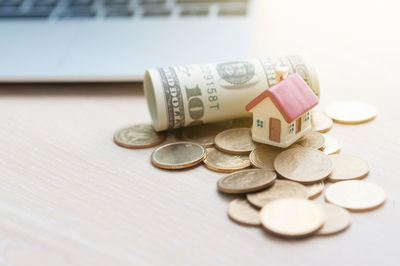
[
  {"left": 180, "top": 122, "right": 230, "bottom": 147},
  {"left": 204, "top": 148, "right": 250, "bottom": 173},
  {"left": 311, "top": 111, "right": 333, "bottom": 133},
  {"left": 325, "top": 180, "right": 386, "bottom": 211},
  {"left": 325, "top": 101, "right": 377, "bottom": 124},
  {"left": 151, "top": 142, "right": 206, "bottom": 169},
  {"left": 304, "top": 181, "right": 325, "bottom": 199},
  {"left": 249, "top": 145, "right": 283, "bottom": 170},
  {"left": 297, "top": 131, "right": 326, "bottom": 150},
  {"left": 328, "top": 154, "right": 369, "bottom": 182},
  {"left": 214, "top": 128, "right": 257, "bottom": 155},
  {"left": 217, "top": 169, "right": 276, "bottom": 194},
  {"left": 316, "top": 203, "right": 351, "bottom": 235},
  {"left": 322, "top": 134, "right": 341, "bottom": 155},
  {"left": 274, "top": 147, "right": 333, "bottom": 184},
  {"left": 228, "top": 198, "right": 261, "bottom": 226},
  {"left": 260, "top": 198, "right": 325, "bottom": 238},
  {"left": 114, "top": 124, "right": 166, "bottom": 149},
  {"left": 247, "top": 180, "right": 308, "bottom": 208}
]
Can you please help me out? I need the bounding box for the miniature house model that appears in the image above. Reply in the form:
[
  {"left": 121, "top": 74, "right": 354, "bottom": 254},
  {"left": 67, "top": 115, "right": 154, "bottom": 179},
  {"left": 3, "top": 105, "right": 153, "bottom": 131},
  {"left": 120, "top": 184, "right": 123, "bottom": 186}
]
[{"left": 245, "top": 72, "right": 319, "bottom": 148}]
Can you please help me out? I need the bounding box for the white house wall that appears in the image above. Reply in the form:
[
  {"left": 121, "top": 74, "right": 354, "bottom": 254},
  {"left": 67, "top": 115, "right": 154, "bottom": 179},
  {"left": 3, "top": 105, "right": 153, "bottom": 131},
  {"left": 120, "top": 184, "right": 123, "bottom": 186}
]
[{"left": 251, "top": 98, "right": 287, "bottom": 142}]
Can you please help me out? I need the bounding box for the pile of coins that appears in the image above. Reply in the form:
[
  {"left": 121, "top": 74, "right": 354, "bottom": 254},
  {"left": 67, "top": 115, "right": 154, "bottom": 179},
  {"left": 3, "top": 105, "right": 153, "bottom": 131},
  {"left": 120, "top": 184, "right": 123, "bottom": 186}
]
[{"left": 114, "top": 101, "right": 385, "bottom": 239}]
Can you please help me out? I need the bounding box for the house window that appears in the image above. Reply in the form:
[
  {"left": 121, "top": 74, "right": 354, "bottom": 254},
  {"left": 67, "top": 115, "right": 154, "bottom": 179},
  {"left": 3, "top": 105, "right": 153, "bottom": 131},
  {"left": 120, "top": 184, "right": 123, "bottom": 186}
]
[
  {"left": 256, "top": 119, "right": 264, "bottom": 128},
  {"left": 305, "top": 112, "right": 310, "bottom": 121},
  {"left": 289, "top": 123, "right": 295, "bottom": 133}
]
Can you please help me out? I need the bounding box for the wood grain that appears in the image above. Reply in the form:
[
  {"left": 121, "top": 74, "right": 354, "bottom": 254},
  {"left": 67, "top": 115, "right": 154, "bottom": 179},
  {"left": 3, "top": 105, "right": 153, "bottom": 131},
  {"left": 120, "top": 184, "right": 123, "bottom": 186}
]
[{"left": 0, "top": 0, "right": 400, "bottom": 265}]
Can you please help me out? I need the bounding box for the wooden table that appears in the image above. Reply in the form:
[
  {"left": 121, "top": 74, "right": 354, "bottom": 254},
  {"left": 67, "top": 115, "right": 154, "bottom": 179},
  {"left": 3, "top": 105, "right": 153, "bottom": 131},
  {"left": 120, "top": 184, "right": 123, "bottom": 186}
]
[{"left": 0, "top": 0, "right": 399, "bottom": 265}]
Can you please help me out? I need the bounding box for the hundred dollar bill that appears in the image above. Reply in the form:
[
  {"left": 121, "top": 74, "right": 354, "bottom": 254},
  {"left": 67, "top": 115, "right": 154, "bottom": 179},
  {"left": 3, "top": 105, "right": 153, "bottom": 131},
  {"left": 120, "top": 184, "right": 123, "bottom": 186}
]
[{"left": 144, "top": 55, "right": 319, "bottom": 131}]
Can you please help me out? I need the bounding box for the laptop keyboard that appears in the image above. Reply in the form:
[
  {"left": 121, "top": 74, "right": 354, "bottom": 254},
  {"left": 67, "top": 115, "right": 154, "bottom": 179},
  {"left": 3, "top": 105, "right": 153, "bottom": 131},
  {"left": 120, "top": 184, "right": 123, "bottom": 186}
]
[{"left": 0, "top": 0, "right": 249, "bottom": 19}]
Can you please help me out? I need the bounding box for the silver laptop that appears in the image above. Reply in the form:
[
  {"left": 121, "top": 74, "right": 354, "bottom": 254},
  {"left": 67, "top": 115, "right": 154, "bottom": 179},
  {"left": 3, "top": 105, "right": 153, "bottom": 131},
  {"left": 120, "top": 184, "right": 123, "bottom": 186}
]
[{"left": 0, "top": 0, "right": 256, "bottom": 82}]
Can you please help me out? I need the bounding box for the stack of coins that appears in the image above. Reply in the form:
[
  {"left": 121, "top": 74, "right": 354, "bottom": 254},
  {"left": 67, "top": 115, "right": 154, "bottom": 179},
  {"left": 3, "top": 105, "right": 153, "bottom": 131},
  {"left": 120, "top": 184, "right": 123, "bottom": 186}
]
[{"left": 114, "top": 102, "right": 386, "bottom": 239}]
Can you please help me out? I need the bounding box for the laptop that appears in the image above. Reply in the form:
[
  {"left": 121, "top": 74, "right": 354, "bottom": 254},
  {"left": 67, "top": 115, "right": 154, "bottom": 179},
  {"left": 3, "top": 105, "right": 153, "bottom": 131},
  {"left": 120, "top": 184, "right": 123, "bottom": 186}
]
[{"left": 0, "top": 0, "right": 256, "bottom": 82}]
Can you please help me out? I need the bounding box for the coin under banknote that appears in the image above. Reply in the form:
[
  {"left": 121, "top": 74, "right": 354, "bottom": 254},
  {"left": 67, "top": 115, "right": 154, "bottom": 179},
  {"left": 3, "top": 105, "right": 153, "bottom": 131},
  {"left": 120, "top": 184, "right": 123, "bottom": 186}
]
[
  {"left": 151, "top": 142, "right": 206, "bottom": 169},
  {"left": 260, "top": 198, "right": 325, "bottom": 238},
  {"left": 228, "top": 198, "right": 261, "bottom": 226},
  {"left": 204, "top": 148, "right": 250, "bottom": 173},
  {"left": 274, "top": 147, "right": 333, "bottom": 184},
  {"left": 297, "top": 131, "right": 325, "bottom": 150},
  {"left": 114, "top": 124, "right": 166, "bottom": 149},
  {"left": 180, "top": 122, "right": 230, "bottom": 147},
  {"left": 316, "top": 203, "right": 351, "bottom": 236},
  {"left": 246, "top": 180, "right": 308, "bottom": 208},
  {"left": 311, "top": 111, "right": 333, "bottom": 133},
  {"left": 217, "top": 169, "right": 276, "bottom": 194},
  {"left": 327, "top": 154, "right": 369, "bottom": 182},
  {"left": 249, "top": 145, "right": 283, "bottom": 171},
  {"left": 325, "top": 180, "right": 386, "bottom": 211},
  {"left": 214, "top": 128, "right": 257, "bottom": 155},
  {"left": 325, "top": 101, "right": 377, "bottom": 124}
]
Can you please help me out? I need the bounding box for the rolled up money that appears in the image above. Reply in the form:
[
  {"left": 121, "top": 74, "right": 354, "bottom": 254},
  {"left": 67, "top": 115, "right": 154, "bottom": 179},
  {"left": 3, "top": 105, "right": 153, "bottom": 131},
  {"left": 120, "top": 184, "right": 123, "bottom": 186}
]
[{"left": 144, "top": 55, "right": 319, "bottom": 131}]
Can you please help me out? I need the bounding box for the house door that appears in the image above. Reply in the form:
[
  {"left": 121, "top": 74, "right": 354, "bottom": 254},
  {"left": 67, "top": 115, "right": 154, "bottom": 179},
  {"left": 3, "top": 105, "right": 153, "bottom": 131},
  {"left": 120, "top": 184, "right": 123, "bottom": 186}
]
[
  {"left": 296, "top": 118, "right": 302, "bottom": 133},
  {"left": 269, "top": 118, "right": 281, "bottom": 142}
]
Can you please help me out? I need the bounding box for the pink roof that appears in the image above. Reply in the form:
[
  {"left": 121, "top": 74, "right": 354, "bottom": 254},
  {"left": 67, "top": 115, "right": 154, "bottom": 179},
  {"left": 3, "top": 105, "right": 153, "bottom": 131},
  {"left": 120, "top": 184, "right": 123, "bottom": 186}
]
[{"left": 245, "top": 73, "right": 319, "bottom": 123}]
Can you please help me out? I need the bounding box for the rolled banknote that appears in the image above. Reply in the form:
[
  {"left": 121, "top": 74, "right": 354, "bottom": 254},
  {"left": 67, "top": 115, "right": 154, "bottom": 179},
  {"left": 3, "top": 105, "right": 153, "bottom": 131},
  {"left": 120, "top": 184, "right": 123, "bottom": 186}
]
[{"left": 144, "top": 55, "right": 319, "bottom": 131}]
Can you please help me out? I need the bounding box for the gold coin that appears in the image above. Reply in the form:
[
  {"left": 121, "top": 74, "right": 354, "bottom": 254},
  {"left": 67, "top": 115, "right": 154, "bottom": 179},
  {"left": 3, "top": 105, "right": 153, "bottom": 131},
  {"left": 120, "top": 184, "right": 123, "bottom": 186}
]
[
  {"left": 249, "top": 145, "right": 283, "bottom": 171},
  {"left": 151, "top": 142, "right": 206, "bottom": 169},
  {"left": 316, "top": 203, "right": 351, "bottom": 235},
  {"left": 228, "top": 198, "right": 261, "bottom": 226},
  {"left": 304, "top": 181, "right": 325, "bottom": 199},
  {"left": 274, "top": 147, "right": 333, "bottom": 184},
  {"left": 328, "top": 154, "right": 369, "bottom": 182},
  {"left": 325, "top": 180, "right": 386, "bottom": 211},
  {"left": 217, "top": 169, "right": 276, "bottom": 194},
  {"left": 297, "top": 131, "right": 326, "bottom": 150},
  {"left": 260, "top": 198, "right": 325, "bottom": 238},
  {"left": 311, "top": 111, "right": 333, "bottom": 133},
  {"left": 114, "top": 124, "right": 165, "bottom": 149},
  {"left": 214, "top": 128, "right": 257, "bottom": 155},
  {"left": 325, "top": 101, "right": 377, "bottom": 124},
  {"left": 230, "top": 117, "right": 253, "bottom": 128},
  {"left": 246, "top": 180, "right": 308, "bottom": 208},
  {"left": 180, "top": 122, "right": 230, "bottom": 147},
  {"left": 204, "top": 148, "right": 250, "bottom": 173},
  {"left": 321, "top": 134, "right": 341, "bottom": 155}
]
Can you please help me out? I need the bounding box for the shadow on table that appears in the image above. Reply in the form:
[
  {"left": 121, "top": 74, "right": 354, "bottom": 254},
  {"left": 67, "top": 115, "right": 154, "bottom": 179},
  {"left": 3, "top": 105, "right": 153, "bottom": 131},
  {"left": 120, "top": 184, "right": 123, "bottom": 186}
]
[{"left": 0, "top": 82, "right": 143, "bottom": 97}]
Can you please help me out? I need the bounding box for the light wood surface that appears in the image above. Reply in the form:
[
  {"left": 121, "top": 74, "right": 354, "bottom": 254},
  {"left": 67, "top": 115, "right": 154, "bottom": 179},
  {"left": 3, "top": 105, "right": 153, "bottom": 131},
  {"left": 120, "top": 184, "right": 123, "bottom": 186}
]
[{"left": 1, "top": 0, "right": 400, "bottom": 265}]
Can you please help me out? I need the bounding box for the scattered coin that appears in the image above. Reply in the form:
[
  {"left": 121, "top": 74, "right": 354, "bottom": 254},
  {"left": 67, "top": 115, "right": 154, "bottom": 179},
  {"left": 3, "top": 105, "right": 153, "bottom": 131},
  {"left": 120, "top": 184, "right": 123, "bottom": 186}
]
[
  {"left": 247, "top": 180, "right": 308, "bottom": 208},
  {"left": 260, "top": 198, "right": 325, "bottom": 238},
  {"left": 297, "top": 131, "right": 326, "bottom": 150},
  {"left": 274, "top": 147, "right": 333, "bottom": 184},
  {"left": 114, "top": 124, "right": 166, "bottom": 149},
  {"left": 311, "top": 111, "right": 333, "bottom": 133},
  {"left": 151, "top": 142, "right": 206, "bottom": 169},
  {"left": 204, "top": 148, "right": 250, "bottom": 173},
  {"left": 328, "top": 154, "right": 369, "bottom": 182},
  {"left": 180, "top": 122, "right": 230, "bottom": 147},
  {"left": 228, "top": 198, "right": 261, "bottom": 226},
  {"left": 322, "top": 134, "right": 341, "bottom": 155},
  {"left": 217, "top": 169, "right": 276, "bottom": 194},
  {"left": 214, "top": 128, "right": 257, "bottom": 155},
  {"left": 325, "top": 180, "right": 386, "bottom": 211},
  {"left": 325, "top": 101, "right": 377, "bottom": 124},
  {"left": 317, "top": 203, "right": 351, "bottom": 235},
  {"left": 249, "top": 145, "right": 283, "bottom": 170},
  {"left": 304, "top": 181, "right": 325, "bottom": 199}
]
